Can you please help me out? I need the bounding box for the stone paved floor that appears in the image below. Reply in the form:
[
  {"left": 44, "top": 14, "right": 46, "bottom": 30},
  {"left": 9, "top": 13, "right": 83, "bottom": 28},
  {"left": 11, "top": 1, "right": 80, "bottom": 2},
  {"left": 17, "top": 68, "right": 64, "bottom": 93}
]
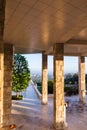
[{"left": 11, "top": 85, "right": 87, "bottom": 130}]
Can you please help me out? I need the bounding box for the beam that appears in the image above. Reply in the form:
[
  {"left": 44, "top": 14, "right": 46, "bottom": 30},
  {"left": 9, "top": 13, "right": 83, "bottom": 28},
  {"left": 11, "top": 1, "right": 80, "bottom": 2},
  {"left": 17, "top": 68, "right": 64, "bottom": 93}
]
[{"left": 65, "top": 39, "right": 87, "bottom": 46}]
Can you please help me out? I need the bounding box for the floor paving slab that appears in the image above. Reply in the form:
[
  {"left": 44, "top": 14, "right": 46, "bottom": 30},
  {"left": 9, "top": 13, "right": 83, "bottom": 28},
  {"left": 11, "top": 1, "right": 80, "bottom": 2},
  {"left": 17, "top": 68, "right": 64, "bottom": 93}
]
[{"left": 11, "top": 85, "right": 87, "bottom": 130}]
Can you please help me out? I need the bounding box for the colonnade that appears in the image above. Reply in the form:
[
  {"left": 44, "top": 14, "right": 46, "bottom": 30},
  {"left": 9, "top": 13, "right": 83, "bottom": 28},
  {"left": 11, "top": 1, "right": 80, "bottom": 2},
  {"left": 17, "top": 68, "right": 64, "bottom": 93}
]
[{"left": 41, "top": 44, "right": 86, "bottom": 129}]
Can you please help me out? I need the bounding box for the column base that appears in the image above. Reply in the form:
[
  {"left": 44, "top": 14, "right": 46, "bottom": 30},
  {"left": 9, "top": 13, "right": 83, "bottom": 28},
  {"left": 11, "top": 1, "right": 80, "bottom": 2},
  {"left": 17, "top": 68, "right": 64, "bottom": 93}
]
[
  {"left": 0, "top": 124, "right": 9, "bottom": 129},
  {"left": 41, "top": 101, "right": 48, "bottom": 105},
  {"left": 0, "top": 114, "right": 11, "bottom": 127},
  {"left": 54, "top": 122, "right": 68, "bottom": 130},
  {"left": 0, "top": 124, "right": 17, "bottom": 130},
  {"left": 79, "top": 99, "right": 86, "bottom": 105}
]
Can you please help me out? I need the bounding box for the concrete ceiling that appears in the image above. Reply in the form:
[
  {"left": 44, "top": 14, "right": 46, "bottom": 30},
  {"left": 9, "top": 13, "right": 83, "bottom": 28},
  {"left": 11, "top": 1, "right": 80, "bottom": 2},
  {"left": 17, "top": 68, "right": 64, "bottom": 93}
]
[{"left": 3, "top": 0, "right": 87, "bottom": 56}]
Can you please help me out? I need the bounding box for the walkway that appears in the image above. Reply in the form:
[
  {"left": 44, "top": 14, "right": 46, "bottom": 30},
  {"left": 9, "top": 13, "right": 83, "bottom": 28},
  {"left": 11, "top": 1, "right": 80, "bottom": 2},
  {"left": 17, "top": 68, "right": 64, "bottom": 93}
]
[{"left": 11, "top": 85, "right": 87, "bottom": 130}]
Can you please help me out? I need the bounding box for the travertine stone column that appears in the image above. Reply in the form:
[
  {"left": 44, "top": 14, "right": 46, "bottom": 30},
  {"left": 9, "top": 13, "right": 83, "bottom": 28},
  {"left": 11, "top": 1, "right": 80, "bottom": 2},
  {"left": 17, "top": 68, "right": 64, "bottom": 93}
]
[
  {"left": 42, "top": 52, "right": 48, "bottom": 104},
  {"left": 0, "top": 0, "right": 6, "bottom": 127},
  {"left": 0, "top": 43, "right": 13, "bottom": 127},
  {"left": 0, "top": 43, "right": 4, "bottom": 125},
  {"left": 78, "top": 56, "right": 85, "bottom": 104},
  {"left": 53, "top": 43, "right": 66, "bottom": 129}
]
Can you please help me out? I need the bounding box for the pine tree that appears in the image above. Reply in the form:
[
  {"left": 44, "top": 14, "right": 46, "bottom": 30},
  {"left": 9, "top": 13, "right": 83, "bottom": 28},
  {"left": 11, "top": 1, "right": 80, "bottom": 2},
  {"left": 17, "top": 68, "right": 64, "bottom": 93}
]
[{"left": 12, "top": 54, "right": 30, "bottom": 97}]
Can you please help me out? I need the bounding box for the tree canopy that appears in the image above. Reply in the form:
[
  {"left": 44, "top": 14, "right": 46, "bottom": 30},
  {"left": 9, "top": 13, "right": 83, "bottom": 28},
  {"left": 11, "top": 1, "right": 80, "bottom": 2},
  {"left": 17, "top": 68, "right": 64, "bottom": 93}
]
[
  {"left": 64, "top": 73, "right": 78, "bottom": 84},
  {"left": 12, "top": 54, "right": 30, "bottom": 94}
]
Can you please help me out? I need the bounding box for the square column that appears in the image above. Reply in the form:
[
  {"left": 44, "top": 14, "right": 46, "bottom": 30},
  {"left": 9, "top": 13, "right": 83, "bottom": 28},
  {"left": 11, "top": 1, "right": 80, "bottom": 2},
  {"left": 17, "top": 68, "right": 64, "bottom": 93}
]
[
  {"left": 0, "top": 43, "right": 4, "bottom": 126},
  {"left": 78, "top": 56, "right": 86, "bottom": 104},
  {"left": 0, "top": 43, "right": 13, "bottom": 127},
  {"left": 42, "top": 52, "right": 48, "bottom": 104},
  {"left": 53, "top": 43, "right": 66, "bottom": 129}
]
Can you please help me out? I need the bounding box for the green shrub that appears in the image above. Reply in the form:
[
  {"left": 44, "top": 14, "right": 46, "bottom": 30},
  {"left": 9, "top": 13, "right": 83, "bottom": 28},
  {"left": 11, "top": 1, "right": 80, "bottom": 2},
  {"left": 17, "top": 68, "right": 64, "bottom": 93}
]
[
  {"left": 37, "top": 86, "right": 42, "bottom": 93},
  {"left": 37, "top": 81, "right": 78, "bottom": 96},
  {"left": 12, "top": 95, "right": 23, "bottom": 100},
  {"left": 64, "top": 86, "right": 72, "bottom": 91},
  {"left": 65, "top": 86, "right": 78, "bottom": 96},
  {"left": 37, "top": 80, "right": 53, "bottom": 94},
  {"left": 48, "top": 80, "right": 53, "bottom": 94},
  {"left": 37, "top": 82, "right": 42, "bottom": 86}
]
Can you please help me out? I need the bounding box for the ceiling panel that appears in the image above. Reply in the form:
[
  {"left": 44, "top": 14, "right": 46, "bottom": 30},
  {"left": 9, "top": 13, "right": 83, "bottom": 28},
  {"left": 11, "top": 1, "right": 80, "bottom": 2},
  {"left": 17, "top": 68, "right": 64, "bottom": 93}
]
[
  {"left": 3, "top": 0, "right": 87, "bottom": 56},
  {"left": 21, "top": 0, "right": 38, "bottom": 7}
]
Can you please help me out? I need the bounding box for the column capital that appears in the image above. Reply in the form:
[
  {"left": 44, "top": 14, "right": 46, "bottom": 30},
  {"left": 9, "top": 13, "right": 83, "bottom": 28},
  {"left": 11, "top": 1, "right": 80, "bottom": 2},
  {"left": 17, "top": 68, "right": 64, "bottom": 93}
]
[
  {"left": 42, "top": 51, "right": 48, "bottom": 55},
  {"left": 53, "top": 43, "right": 64, "bottom": 59}
]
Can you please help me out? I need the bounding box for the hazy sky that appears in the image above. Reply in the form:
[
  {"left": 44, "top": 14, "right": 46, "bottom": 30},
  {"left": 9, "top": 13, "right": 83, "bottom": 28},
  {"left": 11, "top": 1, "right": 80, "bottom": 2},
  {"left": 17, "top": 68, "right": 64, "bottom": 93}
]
[{"left": 23, "top": 54, "right": 87, "bottom": 75}]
